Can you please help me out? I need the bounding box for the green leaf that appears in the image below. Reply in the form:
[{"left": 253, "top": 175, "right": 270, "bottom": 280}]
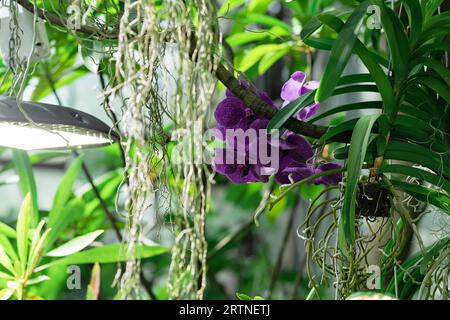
[
  {"left": 378, "top": 164, "right": 450, "bottom": 194},
  {"left": 414, "top": 57, "right": 450, "bottom": 87},
  {"left": 28, "top": 221, "right": 46, "bottom": 267},
  {"left": 397, "top": 104, "right": 431, "bottom": 122},
  {"left": 422, "top": 10, "right": 450, "bottom": 29},
  {"left": 337, "top": 73, "right": 374, "bottom": 85},
  {"left": 309, "top": 101, "right": 382, "bottom": 123},
  {"left": 31, "top": 66, "right": 88, "bottom": 101},
  {"left": 237, "top": 13, "right": 292, "bottom": 31},
  {"left": 46, "top": 156, "right": 84, "bottom": 249},
  {"left": 86, "top": 262, "right": 101, "bottom": 300},
  {"left": 248, "top": 0, "right": 273, "bottom": 14},
  {"left": 238, "top": 44, "right": 284, "bottom": 72},
  {"left": 412, "top": 42, "right": 450, "bottom": 58},
  {"left": 267, "top": 90, "right": 315, "bottom": 131},
  {"left": 0, "top": 152, "right": 68, "bottom": 175},
  {"left": 383, "top": 149, "right": 449, "bottom": 180},
  {"left": 419, "top": 237, "right": 450, "bottom": 273},
  {"left": 17, "top": 193, "right": 32, "bottom": 274},
  {"left": 401, "top": 0, "right": 423, "bottom": 43},
  {"left": 315, "top": 119, "right": 358, "bottom": 145},
  {"left": 46, "top": 198, "right": 85, "bottom": 251},
  {"left": 390, "top": 180, "right": 450, "bottom": 213},
  {"left": 0, "top": 221, "right": 16, "bottom": 239},
  {"left": 385, "top": 236, "right": 449, "bottom": 298},
  {"left": 0, "top": 271, "right": 14, "bottom": 280},
  {"left": 236, "top": 292, "right": 251, "bottom": 300},
  {"left": 339, "top": 115, "right": 380, "bottom": 257},
  {"left": 0, "top": 235, "right": 18, "bottom": 262},
  {"left": 258, "top": 47, "right": 290, "bottom": 75},
  {"left": 42, "top": 244, "right": 170, "bottom": 269},
  {"left": 315, "top": 1, "right": 369, "bottom": 102},
  {"left": 27, "top": 228, "right": 51, "bottom": 275},
  {"left": 26, "top": 275, "right": 50, "bottom": 286},
  {"left": 0, "top": 288, "right": 14, "bottom": 300},
  {"left": 384, "top": 140, "right": 450, "bottom": 179},
  {"left": 417, "top": 76, "right": 450, "bottom": 106},
  {"left": 226, "top": 32, "right": 269, "bottom": 47},
  {"left": 0, "top": 245, "right": 15, "bottom": 275},
  {"left": 300, "top": 15, "right": 325, "bottom": 40},
  {"left": 303, "top": 38, "right": 334, "bottom": 50},
  {"left": 226, "top": 26, "right": 289, "bottom": 48},
  {"left": 390, "top": 127, "right": 448, "bottom": 155},
  {"left": 268, "top": 84, "right": 379, "bottom": 131},
  {"left": 218, "top": 0, "right": 246, "bottom": 16},
  {"left": 378, "top": 2, "right": 409, "bottom": 82},
  {"left": 47, "top": 230, "right": 104, "bottom": 257},
  {"left": 394, "top": 114, "right": 434, "bottom": 135},
  {"left": 422, "top": 0, "right": 444, "bottom": 22},
  {"left": 75, "top": 169, "right": 122, "bottom": 200},
  {"left": 300, "top": 8, "right": 354, "bottom": 40},
  {"left": 13, "top": 150, "right": 39, "bottom": 227},
  {"left": 416, "top": 25, "right": 450, "bottom": 49},
  {"left": 319, "top": 14, "right": 395, "bottom": 119}
]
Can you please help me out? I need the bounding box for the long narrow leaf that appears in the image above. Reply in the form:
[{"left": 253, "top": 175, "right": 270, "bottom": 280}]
[
  {"left": 339, "top": 115, "right": 380, "bottom": 257},
  {"left": 40, "top": 244, "right": 170, "bottom": 270},
  {"left": 268, "top": 85, "right": 379, "bottom": 131},
  {"left": 0, "top": 222, "right": 16, "bottom": 239},
  {"left": 46, "top": 156, "right": 84, "bottom": 250},
  {"left": 316, "top": 1, "right": 369, "bottom": 102},
  {"left": 379, "top": 164, "right": 450, "bottom": 194},
  {"left": 318, "top": 14, "right": 395, "bottom": 120},
  {"left": 46, "top": 230, "right": 104, "bottom": 257},
  {"left": 385, "top": 140, "right": 450, "bottom": 179},
  {"left": 309, "top": 101, "right": 382, "bottom": 123},
  {"left": 390, "top": 180, "right": 450, "bottom": 213},
  {"left": 13, "top": 150, "right": 39, "bottom": 228},
  {"left": 372, "top": 0, "right": 409, "bottom": 82},
  {"left": 267, "top": 90, "right": 315, "bottom": 131},
  {"left": 45, "top": 198, "right": 85, "bottom": 251},
  {"left": 0, "top": 235, "right": 18, "bottom": 262},
  {"left": 401, "top": 0, "right": 422, "bottom": 43},
  {"left": 315, "top": 119, "right": 358, "bottom": 145},
  {"left": 0, "top": 245, "right": 14, "bottom": 275},
  {"left": 17, "top": 194, "right": 32, "bottom": 275}
]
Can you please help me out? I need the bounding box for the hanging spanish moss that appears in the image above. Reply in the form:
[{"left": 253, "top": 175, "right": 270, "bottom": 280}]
[
  {"left": 162, "top": 0, "right": 220, "bottom": 300},
  {"left": 110, "top": 0, "right": 219, "bottom": 299}
]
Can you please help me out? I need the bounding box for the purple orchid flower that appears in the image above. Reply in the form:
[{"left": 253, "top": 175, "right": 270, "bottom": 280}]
[
  {"left": 213, "top": 74, "right": 342, "bottom": 186},
  {"left": 275, "top": 160, "right": 343, "bottom": 185},
  {"left": 273, "top": 132, "right": 342, "bottom": 185},
  {"left": 314, "top": 162, "right": 343, "bottom": 185},
  {"left": 215, "top": 86, "right": 276, "bottom": 132},
  {"left": 213, "top": 146, "right": 269, "bottom": 183},
  {"left": 274, "top": 134, "right": 314, "bottom": 184},
  {"left": 281, "top": 71, "right": 321, "bottom": 121}
]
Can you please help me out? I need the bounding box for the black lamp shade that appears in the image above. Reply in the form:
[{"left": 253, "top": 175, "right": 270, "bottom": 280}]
[{"left": 0, "top": 96, "right": 118, "bottom": 150}]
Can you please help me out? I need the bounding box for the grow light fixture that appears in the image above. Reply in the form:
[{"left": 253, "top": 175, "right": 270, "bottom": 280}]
[{"left": 0, "top": 96, "right": 117, "bottom": 150}]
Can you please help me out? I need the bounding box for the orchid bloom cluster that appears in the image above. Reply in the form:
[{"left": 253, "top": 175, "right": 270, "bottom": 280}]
[{"left": 213, "top": 71, "right": 342, "bottom": 185}]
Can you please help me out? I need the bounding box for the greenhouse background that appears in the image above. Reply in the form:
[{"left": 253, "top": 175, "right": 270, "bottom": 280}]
[{"left": 0, "top": 0, "right": 448, "bottom": 302}]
